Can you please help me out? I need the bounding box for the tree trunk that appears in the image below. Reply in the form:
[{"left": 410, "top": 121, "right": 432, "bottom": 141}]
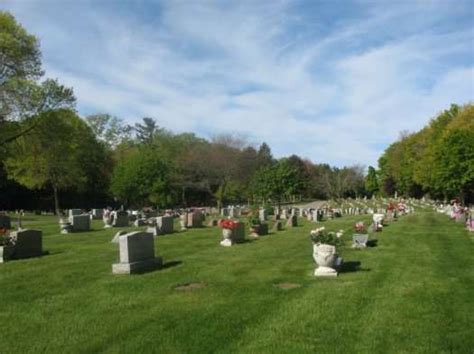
[
  {"left": 181, "top": 186, "right": 186, "bottom": 207},
  {"left": 53, "top": 185, "right": 61, "bottom": 221}
]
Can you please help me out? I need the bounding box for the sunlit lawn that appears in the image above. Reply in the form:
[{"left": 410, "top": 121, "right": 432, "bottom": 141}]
[{"left": 1, "top": 211, "right": 473, "bottom": 353}]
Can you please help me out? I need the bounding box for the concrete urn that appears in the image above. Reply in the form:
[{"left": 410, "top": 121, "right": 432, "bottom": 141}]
[
  {"left": 220, "top": 228, "right": 233, "bottom": 247},
  {"left": 313, "top": 243, "right": 340, "bottom": 277}
]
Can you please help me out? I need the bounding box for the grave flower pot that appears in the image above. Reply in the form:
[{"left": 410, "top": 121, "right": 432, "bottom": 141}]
[
  {"left": 313, "top": 243, "right": 341, "bottom": 277},
  {"left": 220, "top": 228, "right": 233, "bottom": 247},
  {"left": 352, "top": 234, "right": 369, "bottom": 248},
  {"left": 59, "top": 220, "right": 73, "bottom": 234}
]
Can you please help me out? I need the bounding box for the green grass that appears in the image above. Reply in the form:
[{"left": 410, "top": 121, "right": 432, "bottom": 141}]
[{"left": 1, "top": 212, "right": 473, "bottom": 353}]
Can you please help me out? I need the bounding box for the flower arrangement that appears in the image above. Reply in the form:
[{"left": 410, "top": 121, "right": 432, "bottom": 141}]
[
  {"left": 354, "top": 221, "right": 367, "bottom": 234},
  {"left": 0, "top": 227, "right": 11, "bottom": 246},
  {"left": 387, "top": 202, "right": 396, "bottom": 211},
  {"left": 219, "top": 219, "right": 239, "bottom": 230},
  {"left": 310, "top": 226, "right": 343, "bottom": 247}
]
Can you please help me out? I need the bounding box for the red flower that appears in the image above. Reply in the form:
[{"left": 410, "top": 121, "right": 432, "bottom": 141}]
[{"left": 219, "top": 219, "right": 239, "bottom": 230}]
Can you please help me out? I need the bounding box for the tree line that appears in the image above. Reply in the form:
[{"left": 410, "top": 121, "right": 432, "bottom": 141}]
[
  {"left": 0, "top": 11, "right": 366, "bottom": 212},
  {"left": 365, "top": 104, "right": 474, "bottom": 203}
]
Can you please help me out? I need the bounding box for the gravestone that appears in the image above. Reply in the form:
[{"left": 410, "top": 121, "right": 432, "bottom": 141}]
[
  {"left": 157, "top": 216, "right": 174, "bottom": 234},
  {"left": 259, "top": 209, "right": 268, "bottom": 222},
  {"left": 229, "top": 207, "right": 241, "bottom": 218},
  {"left": 68, "top": 209, "right": 82, "bottom": 218},
  {"left": 286, "top": 215, "right": 297, "bottom": 227},
  {"left": 187, "top": 211, "right": 203, "bottom": 228},
  {"left": 103, "top": 210, "right": 113, "bottom": 228},
  {"left": 9, "top": 229, "right": 43, "bottom": 259},
  {"left": 134, "top": 219, "right": 147, "bottom": 227},
  {"left": 69, "top": 214, "right": 90, "bottom": 232},
  {"left": 112, "top": 211, "right": 129, "bottom": 227},
  {"left": 112, "top": 231, "right": 162, "bottom": 274},
  {"left": 179, "top": 213, "right": 187, "bottom": 230},
  {"left": 258, "top": 223, "right": 269, "bottom": 235},
  {"left": 221, "top": 208, "right": 229, "bottom": 217},
  {"left": 207, "top": 219, "right": 219, "bottom": 227},
  {"left": 146, "top": 226, "right": 160, "bottom": 237},
  {"left": 220, "top": 221, "right": 245, "bottom": 246},
  {"left": 0, "top": 215, "right": 11, "bottom": 229},
  {"left": 271, "top": 220, "right": 283, "bottom": 232},
  {"left": 91, "top": 209, "right": 103, "bottom": 220}
]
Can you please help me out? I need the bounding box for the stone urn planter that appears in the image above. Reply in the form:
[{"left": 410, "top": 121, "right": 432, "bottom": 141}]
[
  {"left": 313, "top": 243, "right": 342, "bottom": 277},
  {"left": 220, "top": 228, "right": 233, "bottom": 247},
  {"left": 103, "top": 214, "right": 113, "bottom": 229},
  {"left": 59, "top": 220, "right": 73, "bottom": 234},
  {"left": 352, "top": 234, "right": 369, "bottom": 248}
]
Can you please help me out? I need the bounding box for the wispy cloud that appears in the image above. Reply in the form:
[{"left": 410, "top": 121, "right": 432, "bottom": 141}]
[{"left": 3, "top": 0, "right": 473, "bottom": 166}]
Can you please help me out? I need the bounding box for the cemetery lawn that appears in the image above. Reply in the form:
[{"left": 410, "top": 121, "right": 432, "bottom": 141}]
[{"left": 1, "top": 212, "right": 473, "bottom": 353}]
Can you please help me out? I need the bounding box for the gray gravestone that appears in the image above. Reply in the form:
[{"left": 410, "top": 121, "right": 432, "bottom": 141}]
[
  {"left": 271, "top": 220, "right": 283, "bottom": 232},
  {"left": 259, "top": 209, "right": 268, "bottom": 222},
  {"left": 113, "top": 211, "right": 129, "bottom": 227},
  {"left": 229, "top": 207, "right": 241, "bottom": 218},
  {"left": 134, "top": 219, "right": 147, "bottom": 227},
  {"left": 112, "top": 232, "right": 162, "bottom": 274},
  {"left": 187, "top": 211, "right": 203, "bottom": 228},
  {"left": 258, "top": 223, "right": 269, "bottom": 235},
  {"left": 69, "top": 214, "right": 91, "bottom": 232},
  {"left": 157, "top": 216, "right": 174, "bottom": 234},
  {"left": 286, "top": 215, "right": 297, "bottom": 227},
  {"left": 10, "top": 229, "right": 43, "bottom": 259},
  {"left": 232, "top": 222, "right": 245, "bottom": 243},
  {"left": 91, "top": 209, "right": 103, "bottom": 220},
  {"left": 68, "top": 209, "right": 82, "bottom": 218}
]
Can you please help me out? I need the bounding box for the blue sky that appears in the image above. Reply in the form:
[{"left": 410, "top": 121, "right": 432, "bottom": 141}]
[{"left": 3, "top": 0, "right": 473, "bottom": 167}]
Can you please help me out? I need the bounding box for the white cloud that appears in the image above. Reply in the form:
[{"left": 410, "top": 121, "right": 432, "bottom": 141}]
[{"left": 3, "top": 0, "right": 473, "bottom": 167}]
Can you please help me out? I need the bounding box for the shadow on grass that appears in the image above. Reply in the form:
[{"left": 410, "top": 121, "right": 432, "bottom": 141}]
[
  {"left": 340, "top": 261, "right": 370, "bottom": 273},
  {"left": 161, "top": 260, "right": 183, "bottom": 269},
  {"left": 238, "top": 239, "right": 255, "bottom": 244},
  {"left": 367, "top": 239, "right": 378, "bottom": 247}
]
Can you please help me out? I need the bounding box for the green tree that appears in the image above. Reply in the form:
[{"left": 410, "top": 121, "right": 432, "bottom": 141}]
[
  {"left": 0, "top": 12, "right": 75, "bottom": 146},
  {"left": 365, "top": 166, "right": 379, "bottom": 196},
  {"left": 110, "top": 147, "right": 171, "bottom": 208},
  {"left": 4, "top": 109, "right": 100, "bottom": 217},
  {"left": 135, "top": 117, "right": 160, "bottom": 144},
  {"left": 253, "top": 159, "right": 300, "bottom": 208},
  {"left": 257, "top": 142, "right": 274, "bottom": 167},
  {"left": 85, "top": 113, "right": 133, "bottom": 147}
]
